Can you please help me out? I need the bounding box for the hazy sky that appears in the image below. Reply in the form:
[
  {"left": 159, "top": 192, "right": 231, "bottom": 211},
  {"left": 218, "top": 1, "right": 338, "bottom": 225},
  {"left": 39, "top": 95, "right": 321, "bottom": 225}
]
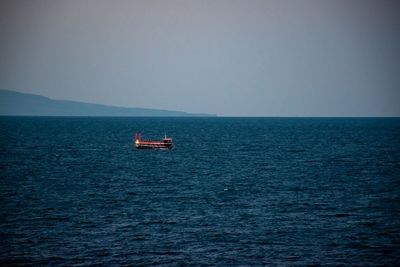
[{"left": 0, "top": 0, "right": 399, "bottom": 116}]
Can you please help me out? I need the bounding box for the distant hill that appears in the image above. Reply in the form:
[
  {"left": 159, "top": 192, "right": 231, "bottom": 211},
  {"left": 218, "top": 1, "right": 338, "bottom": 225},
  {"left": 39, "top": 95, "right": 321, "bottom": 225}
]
[{"left": 0, "top": 90, "right": 214, "bottom": 117}]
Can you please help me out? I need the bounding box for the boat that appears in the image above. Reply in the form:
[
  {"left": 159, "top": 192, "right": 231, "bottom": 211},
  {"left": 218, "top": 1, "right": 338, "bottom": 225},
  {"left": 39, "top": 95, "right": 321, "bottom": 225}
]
[{"left": 134, "top": 132, "right": 173, "bottom": 150}]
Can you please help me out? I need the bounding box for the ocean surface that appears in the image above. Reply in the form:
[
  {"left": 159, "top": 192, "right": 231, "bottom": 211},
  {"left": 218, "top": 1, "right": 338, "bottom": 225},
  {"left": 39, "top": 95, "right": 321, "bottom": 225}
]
[{"left": 1, "top": 117, "right": 399, "bottom": 266}]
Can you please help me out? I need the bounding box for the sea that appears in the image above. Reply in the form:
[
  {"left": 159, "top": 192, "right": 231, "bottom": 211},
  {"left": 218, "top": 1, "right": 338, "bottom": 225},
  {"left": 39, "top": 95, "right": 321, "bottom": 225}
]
[{"left": 0, "top": 117, "right": 399, "bottom": 266}]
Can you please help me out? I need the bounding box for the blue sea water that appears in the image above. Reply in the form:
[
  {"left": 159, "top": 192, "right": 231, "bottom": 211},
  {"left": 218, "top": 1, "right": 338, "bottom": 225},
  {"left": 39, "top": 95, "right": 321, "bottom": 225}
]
[{"left": 0, "top": 117, "right": 399, "bottom": 266}]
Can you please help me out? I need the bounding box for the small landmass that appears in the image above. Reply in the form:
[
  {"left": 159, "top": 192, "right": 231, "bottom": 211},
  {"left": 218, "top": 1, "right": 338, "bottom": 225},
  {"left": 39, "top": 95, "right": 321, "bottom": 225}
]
[{"left": 0, "top": 89, "right": 215, "bottom": 117}]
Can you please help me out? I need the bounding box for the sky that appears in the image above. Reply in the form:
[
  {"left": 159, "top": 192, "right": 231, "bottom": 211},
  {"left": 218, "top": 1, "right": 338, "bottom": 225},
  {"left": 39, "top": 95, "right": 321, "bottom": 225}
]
[{"left": 0, "top": 0, "right": 399, "bottom": 116}]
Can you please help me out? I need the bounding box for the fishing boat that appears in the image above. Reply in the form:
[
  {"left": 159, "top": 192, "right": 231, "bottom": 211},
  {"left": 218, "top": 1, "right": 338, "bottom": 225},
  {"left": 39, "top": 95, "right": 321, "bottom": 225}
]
[{"left": 134, "top": 132, "right": 173, "bottom": 150}]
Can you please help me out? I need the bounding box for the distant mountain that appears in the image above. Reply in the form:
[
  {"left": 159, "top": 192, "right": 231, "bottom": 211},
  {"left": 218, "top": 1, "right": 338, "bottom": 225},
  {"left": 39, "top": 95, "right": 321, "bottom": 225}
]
[{"left": 0, "top": 90, "right": 214, "bottom": 117}]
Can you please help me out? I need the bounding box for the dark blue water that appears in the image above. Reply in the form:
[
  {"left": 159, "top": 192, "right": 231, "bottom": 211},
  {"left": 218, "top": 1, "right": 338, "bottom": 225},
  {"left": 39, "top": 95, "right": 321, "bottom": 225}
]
[{"left": 1, "top": 117, "right": 400, "bottom": 266}]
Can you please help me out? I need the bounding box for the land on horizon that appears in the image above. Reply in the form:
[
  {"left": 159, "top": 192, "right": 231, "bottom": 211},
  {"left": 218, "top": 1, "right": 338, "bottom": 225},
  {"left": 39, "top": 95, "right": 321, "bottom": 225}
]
[
  {"left": 0, "top": 89, "right": 215, "bottom": 117},
  {"left": 1, "top": 89, "right": 399, "bottom": 118}
]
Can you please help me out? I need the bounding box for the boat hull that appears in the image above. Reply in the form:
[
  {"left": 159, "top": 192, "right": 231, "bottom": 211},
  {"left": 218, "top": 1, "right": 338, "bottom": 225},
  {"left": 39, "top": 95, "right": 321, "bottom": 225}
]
[{"left": 135, "top": 143, "right": 172, "bottom": 150}]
